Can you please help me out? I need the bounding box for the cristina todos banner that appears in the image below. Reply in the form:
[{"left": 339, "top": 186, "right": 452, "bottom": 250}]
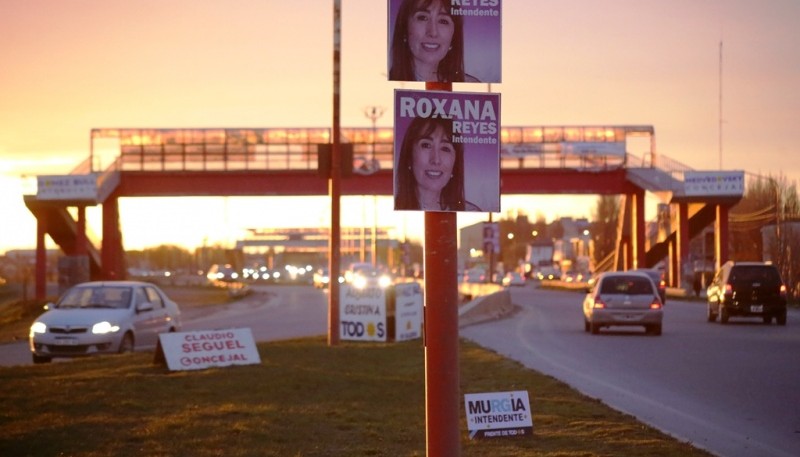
[
  {"left": 394, "top": 89, "right": 500, "bottom": 213},
  {"left": 387, "top": 0, "right": 502, "bottom": 83}
]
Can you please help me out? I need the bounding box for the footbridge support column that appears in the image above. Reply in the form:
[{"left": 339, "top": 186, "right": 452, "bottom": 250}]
[
  {"left": 35, "top": 215, "right": 48, "bottom": 300},
  {"left": 672, "top": 203, "right": 689, "bottom": 289},
  {"left": 633, "top": 188, "right": 646, "bottom": 270},
  {"left": 715, "top": 204, "right": 729, "bottom": 271},
  {"left": 102, "top": 195, "right": 125, "bottom": 280}
]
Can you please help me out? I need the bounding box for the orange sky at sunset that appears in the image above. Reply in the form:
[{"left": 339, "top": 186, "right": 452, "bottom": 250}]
[{"left": 1, "top": 0, "right": 798, "bottom": 253}]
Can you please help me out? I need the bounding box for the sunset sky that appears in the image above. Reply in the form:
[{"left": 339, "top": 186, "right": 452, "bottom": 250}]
[{"left": 1, "top": 0, "right": 798, "bottom": 253}]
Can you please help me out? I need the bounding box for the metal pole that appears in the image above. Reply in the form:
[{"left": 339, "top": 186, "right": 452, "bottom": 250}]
[
  {"left": 424, "top": 81, "right": 460, "bottom": 456},
  {"left": 364, "top": 106, "right": 385, "bottom": 267},
  {"left": 328, "top": 0, "right": 342, "bottom": 346}
]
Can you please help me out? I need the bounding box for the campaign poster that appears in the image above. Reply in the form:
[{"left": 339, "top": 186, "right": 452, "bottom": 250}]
[
  {"left": 387, "top": 0, "right": 502, "bottom": 83},
  {"left": 37, "top": 174, "right": 98, "bottom": 202},
  {"left": 157, "top": 328, "right": 261, "bottom": 371},
  {"left": 394, "top": 89, "right": 500, "bottom": 213},
  {"left": 339, "top": 284, "right": 388, "bottom": 342},
  {"left": 464, "top": 390, "right": 533, "bottom": 439},
  {"left": 394, "top": 282, "right": 423, "bottom": 341},
  {"left": 683, "top": 171, "right": 745, "bottom": 197}
]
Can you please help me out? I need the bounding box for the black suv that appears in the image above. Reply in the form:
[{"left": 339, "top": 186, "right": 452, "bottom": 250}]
[{"left": 706, "top": 261, "right": 787, "bottom": 325}]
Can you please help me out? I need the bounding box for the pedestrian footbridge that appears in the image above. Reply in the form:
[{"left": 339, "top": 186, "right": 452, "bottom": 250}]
[{"left": 24, "top": 125, "right": 743, "bottom": 299}]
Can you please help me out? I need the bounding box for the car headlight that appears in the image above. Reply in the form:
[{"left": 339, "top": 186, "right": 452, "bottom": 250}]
[
  {"left": 92, "top": 321, "right": 120, "bottom": 335},
  {"left": 378, "top": 275, "right": 392, "bottom": 288},
  {"left": 30, "top": 321, "right": 47, "bottom": 335},
  {"left": 353, "top": 275, "right": 368, "bottom": 290}
]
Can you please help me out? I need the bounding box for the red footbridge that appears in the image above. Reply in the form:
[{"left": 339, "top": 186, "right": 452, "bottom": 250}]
[{"left": 24, "top": 125, "right": 743, "bottom": 299}]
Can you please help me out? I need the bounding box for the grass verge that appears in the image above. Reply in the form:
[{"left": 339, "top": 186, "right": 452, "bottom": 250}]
[{"left": 0, "top": 336, "right": 713, "bottom": 457}]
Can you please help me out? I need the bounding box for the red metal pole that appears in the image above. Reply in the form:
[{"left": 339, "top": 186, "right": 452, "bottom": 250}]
[
  {"left": 328, "top": 0, "right": 342, "bottom": 346},
  {"left": 424, "top": 81, "right": 460, "bottom": 456}
]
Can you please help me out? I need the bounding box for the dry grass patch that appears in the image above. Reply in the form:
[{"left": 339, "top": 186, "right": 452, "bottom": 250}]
[{"left": 0, "top": 337, "right": 713, "bottom": 457}]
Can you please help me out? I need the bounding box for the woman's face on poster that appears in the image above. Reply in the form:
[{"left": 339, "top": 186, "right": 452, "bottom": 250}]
[
  {"left": 411, "top": 124, "right": 456, "bottom": 196},
  {"left": 406, "top": 1, "right": 455, "bottom": 71}
]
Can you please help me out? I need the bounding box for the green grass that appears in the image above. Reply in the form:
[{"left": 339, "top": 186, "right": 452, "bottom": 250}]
[{"left": 0, "top": 336, "right": 713, "bottom": 457}]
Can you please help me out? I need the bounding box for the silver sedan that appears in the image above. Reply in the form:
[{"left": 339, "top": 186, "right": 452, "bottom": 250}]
[
  {"left": 583, "top": 271, "right": 664, "bottom": 335},
  {"left": 29, "top": 280, "right": 182, "bottom": 363}
]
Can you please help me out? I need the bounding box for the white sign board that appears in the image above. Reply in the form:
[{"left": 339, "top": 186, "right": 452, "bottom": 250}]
[
  {"left": 37, "top": 174, "right": 98, "bottom": 201},
  {"left": 464, "top": 391, "right": 533, "bottom": 439},
  {"left": 684, "top": 171, "right": 745, "bottom": 197},
  {"left": 157, "top": 328, "right": 261, "bottom": 371},
  {"left": 393, "top": 282, "right": 423, "bottom": 342},
  {"left": 340, "top": 284, "right": 387, "bottom": 342},
  {"left": 561, "top": 141, "right": 626, "bottom": 156}
]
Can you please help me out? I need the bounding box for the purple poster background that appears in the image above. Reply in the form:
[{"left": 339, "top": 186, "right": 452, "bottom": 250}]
[
  {"left": 394, "top": 89, "right": 500, "bottom": 212},
  {"left": 388, "top": 0, "right": 502, "bottom": 83}
]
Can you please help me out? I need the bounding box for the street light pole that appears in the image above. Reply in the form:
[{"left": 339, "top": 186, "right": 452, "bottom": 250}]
[
  {"left": 364, "top": 106, "right": 384, "bottom": 267},
  {"left": 328, "top": 0, "right": 342, "bottom": 346}
]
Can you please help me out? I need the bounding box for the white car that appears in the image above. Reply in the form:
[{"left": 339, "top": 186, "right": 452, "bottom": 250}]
[
  {"left": 583, "top": 271, "right": 663, "bottom": 335},
  {"left": 29, "top": 281, "right": 182, "bottom": 364},
  {"left": 345, "top": 263, "right": 392, "bottom": 290}
]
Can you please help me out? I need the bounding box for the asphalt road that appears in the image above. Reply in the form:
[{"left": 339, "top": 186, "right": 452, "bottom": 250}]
[
  {"left": 461, "top": 285, "right": 800, "bottom": 457},
  {"left": 4, "top": 283, "right": 799, "bottom": 457}
]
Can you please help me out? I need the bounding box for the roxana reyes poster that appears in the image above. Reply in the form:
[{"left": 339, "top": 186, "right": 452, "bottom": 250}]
[
  {"left": 387, "top": 0, "right": 502, "bottom": 83},
  {"left": 394, "top": 89, "right": 500, "bottom": 213}
]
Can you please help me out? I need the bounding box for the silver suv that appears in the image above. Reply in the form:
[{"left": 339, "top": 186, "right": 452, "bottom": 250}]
[{"left": 706, "top": 261, "right": 787, "bottom": 325}]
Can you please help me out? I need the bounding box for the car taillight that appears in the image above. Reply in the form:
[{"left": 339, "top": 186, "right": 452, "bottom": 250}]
[
  {"left": 724, "top": 283, "right": 733, "bottom": 295},
  {"left": 780, "top": 284, "right": 787, "bottom": 298},
  {"left": 650, "top": 299, "right": 662, "bottom": 310},
  {"left": 593, "top": 297, "right": 606, "bottom": 309}
]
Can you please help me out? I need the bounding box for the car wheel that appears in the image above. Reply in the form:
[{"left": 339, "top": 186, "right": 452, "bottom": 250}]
[
  {"left": 32, "top": 354, "right": 52, "bottom": 364},
  {"left": 590, "top": 322, "right": 600, "bottom": 335},
  {"left": 719, "top": 305, "right": 729, "bottom": 324},
  {"left": 649, "top": 324, "right": 662, "bottom": 336},
  {"left": 763, "top": 315, "right": 773, "bottom": 325},
  {"left": 707, "top": 303, "right": 717, "bottom": 322},
  {"left": 584, "top": 319, "right": 590, "bottom": 332},
  {"left": 777, "top": 311, "right": 787, "bottom": 326},
  {"left": 118, "top": 333, "right": 134, "bottom": 353}
]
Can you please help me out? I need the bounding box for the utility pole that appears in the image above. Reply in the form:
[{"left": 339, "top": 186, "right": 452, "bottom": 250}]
[
  {"left": 328, "top": 0, "right": 342, "bottom": 346},
  {"left": 364, "top": 106, "right": 384, "bottom": 267}
]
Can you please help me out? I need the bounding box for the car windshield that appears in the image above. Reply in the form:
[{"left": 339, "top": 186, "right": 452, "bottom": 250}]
[
  {"left": 600, "top": 276, "right": 654, "bottom": 295},
  {"left": 57, "top": 286, "right": 132, "bottom": 309}
]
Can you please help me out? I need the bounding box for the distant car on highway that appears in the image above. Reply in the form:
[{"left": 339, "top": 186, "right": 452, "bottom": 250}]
[
  {"left": 206, "top": 264, "right": 239, "bottom": 284},
  {"left": 345, "top": 263, "right": 392, "bottom": 290},
  {"left": 706, "top": 261, "right": 787, "bottom": 325},
  {"left": 502, "top": 272, "right": 526, "bottom": 287},
  {"left": 29, "top": 281, "right": 182, "bottom": 364},
  {"left": 463, "top": 268, "right": 487, "bottom": 284},
  {"left": 313, "top": 267, "right": 330, "bottom": 289},
  {"left": 536, "top": 266, "right": 561, "bottom": 281},
  {"left": 583, "top": 271, "right": 663, "bottom": 335}
]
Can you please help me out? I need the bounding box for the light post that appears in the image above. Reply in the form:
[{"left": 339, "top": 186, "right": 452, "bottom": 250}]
[
  {"left": 770, "top": 178, "right": 783, "bottom": 275},
  {"left": 363, "top": 106, "right": 384, "bottom": 267}
]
